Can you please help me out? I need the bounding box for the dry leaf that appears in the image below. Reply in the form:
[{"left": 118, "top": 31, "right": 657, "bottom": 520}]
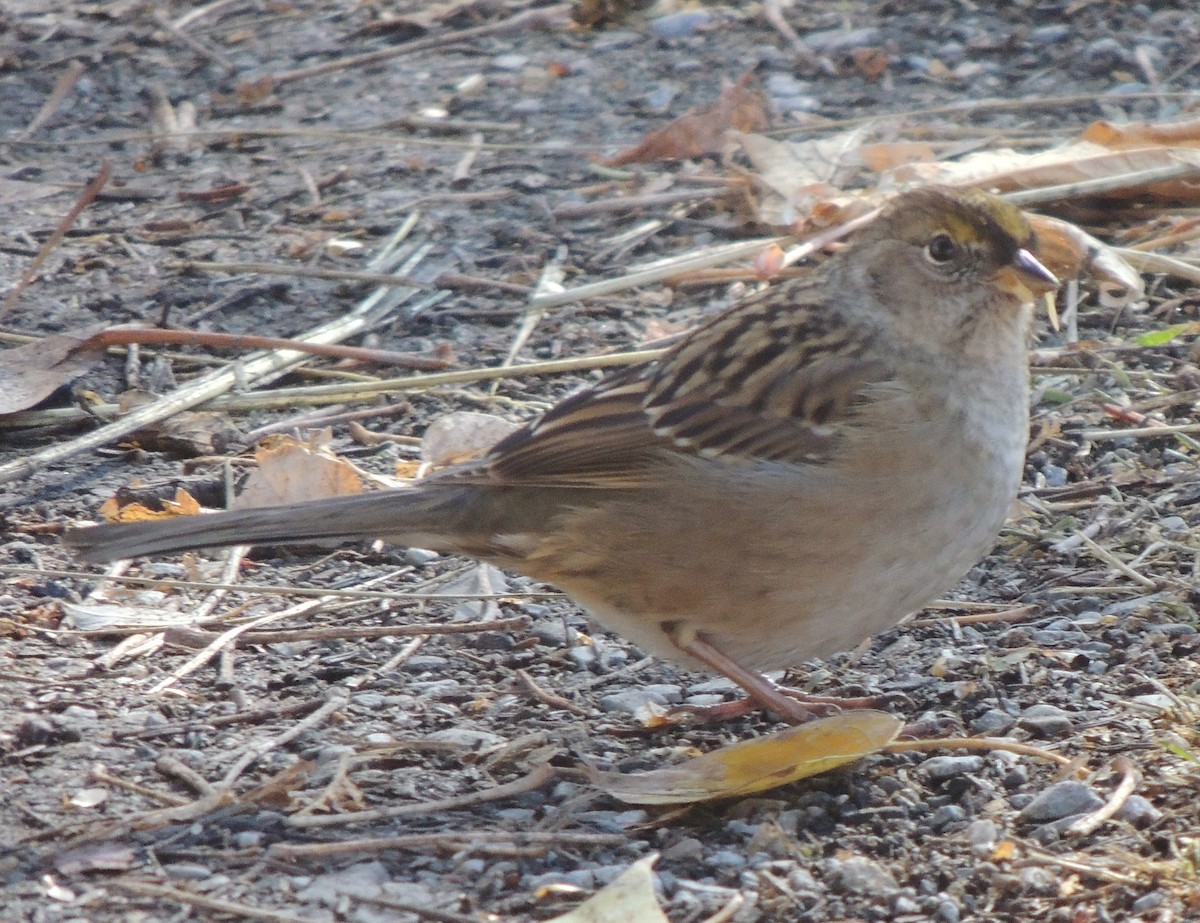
[
  {"left": 234, "top": 431, "right": 363, "bottom": 510},
  {"left": 0, "top": 331, "right": 104, "bottom": 414},
  {"left": 421, "top": 411, "right": 521, "bottom": 467},
  {"left": 888, "top": 142, "right": 1200, "bottom": 203},
  {"left": 543, "top": 854, "right": 669, "bottom": 923},
  {"left": 855, "top": 141, "right": 938, "bottom": 172},
  {"left": 99, "top": 487, "right": 202, "bottom": 523},
  {"left": 592, "top": 711, "right": 901, "bottom": 805},
  {"left": 1027, "top": 213, "right": 1145, "bottom": 306},
  {"left": 733, "top": 127, "right": 879, "bottom": 228},
  {"left": 1081, "top": 117, "right": 1200, "bottom": 149},
  {"left": 122, "top": 403, "right": 239, "bottom": 457},
  {"left": 851, "top": 47, "right": 890, "bottom": 81},
  {"left": 604, "top": 71, "right": 769, "bottom": 167}
]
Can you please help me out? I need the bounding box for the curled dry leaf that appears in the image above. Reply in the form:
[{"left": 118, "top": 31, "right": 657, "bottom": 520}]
[
  {"left": 119, "top": 390, "right": 240, "bottom": 457},
  {"left": 603, "top": 71, "right": 769, "bottom": 167},
  {"left": 890, "top": 142, "right": 1200, "bottom": 204},
  {"left": 99, "top": 487, "right": 202, "bottom": 523},
  {"left": 591, "top": 710, "right": 901, "bottom": 805},
  {"left": 1027, "top": 213, "right": 1145, "bottom": 307},
  {"left": 1080, "top": 117, "right": 1200, "bottom": 150},
  {"left": 734, "top": 127, "right": 875, "bottom": 228},
  {"left": 234, "top": 431, "right": 363, "bottom": 510}
]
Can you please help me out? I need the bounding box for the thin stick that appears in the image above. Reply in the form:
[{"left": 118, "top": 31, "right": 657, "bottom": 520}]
[
  {"left": 515, "top": 668, "right": 590, "bottom": 717},
  {"left": 886, "top": 736, "right": 1076, "bottom": 768},
  {"left": 112, "top": 880, "right": 314, "bottom": 923},
  {"left": 268, "top": 5, "right": 571, "bottom": 88},
  {"left": 1003, "top": 161, "right": 1200, "bottom": 206},
  {"left": 287, "top": 763, "right": 556, "bottom": 828},
  {"left": 0, "top": 215, "right": 427, "bottom": 483},
  {"left": 172, "top": 259, "right": 436, "bottom": 289},
  {"left": 1067, "top": 757, "right": 1140, "bottom": 837},
  {"left": 82, "top": 326, "right": 452, "bottom": 370},
  {"left": 269, "top": 829, "right": 625, "bottom": 860},
  {"left": 1075, "top": 532, "right": 1158, "bottom": 589},
  {"left": 1, "top": 160, "right": 111, "bottom": 320},
  {"left": 16, "top": 59, "right": 86, "bottom": 140}
]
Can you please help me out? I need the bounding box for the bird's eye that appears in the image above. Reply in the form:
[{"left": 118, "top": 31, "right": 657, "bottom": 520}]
[{"left": 925, "top": 233, "right": 957, "bottom": 264}]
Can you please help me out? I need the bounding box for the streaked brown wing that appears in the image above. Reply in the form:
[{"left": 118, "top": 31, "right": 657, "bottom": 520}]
[{"left": 451, "top": 290, "right": 896, "bottom": 489}]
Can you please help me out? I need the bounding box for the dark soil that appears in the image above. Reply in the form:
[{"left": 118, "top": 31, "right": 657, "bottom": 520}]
[{"left": 3, "top": 2, "right": 1200, "bottom": 921}]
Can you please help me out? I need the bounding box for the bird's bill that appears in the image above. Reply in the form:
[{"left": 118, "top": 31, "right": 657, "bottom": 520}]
[{"left": 994, "top": 249, "right": 1060, "bottom": 302}]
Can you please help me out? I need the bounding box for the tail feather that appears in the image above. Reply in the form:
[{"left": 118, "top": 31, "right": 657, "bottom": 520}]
[{"left": 64, "top": 489, "right": 454, "bottom": 563}]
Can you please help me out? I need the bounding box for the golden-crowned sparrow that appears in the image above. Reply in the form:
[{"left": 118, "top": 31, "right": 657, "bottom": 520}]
[{"left": 66, "top": 186, "right": 1058, "bottom": 723}]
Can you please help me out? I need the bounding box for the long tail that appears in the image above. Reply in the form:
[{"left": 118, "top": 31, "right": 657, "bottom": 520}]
[{"left": 64, "top": 488, "right": 466, "bottom": 564}]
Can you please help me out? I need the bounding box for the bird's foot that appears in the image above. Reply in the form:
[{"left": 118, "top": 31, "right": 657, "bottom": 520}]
[{"left": 665, "top": 625, "right": 893, "bottom": 725}]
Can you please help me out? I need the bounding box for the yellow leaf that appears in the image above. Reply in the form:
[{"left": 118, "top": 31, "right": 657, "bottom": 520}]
[{"left": 591, "top": 711, "right": 902, "bottom": 805}]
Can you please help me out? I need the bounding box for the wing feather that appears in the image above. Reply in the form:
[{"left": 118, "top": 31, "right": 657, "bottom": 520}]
[{"left": 446, "top": 285, "right": 899, "bottom": 489}]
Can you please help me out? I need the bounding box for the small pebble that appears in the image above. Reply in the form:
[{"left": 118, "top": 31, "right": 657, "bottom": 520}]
[
  {"left": 971, "top": 709, "right": 1015, "bottom": 736},
  {"left": 1115, "top": 794, "right": 1162, "bottom": 828},
  {"left": 827, "top": 856, "right": 899, "bottom": 897},
  {"left": 1029, "top": 24, "right": 1071, "bottom": 44},
  {"left": 930, "top": 804, "right": 968, "bottom": 832},
  {"left": 599, "top": 689, "right": 670, "bottom": 715},
  {"left": 398, "top": 655, "right": 450, "bottom": 673},
  {"left": 1018, "top": 704, "right": 1073, "bottom": 738},
  {"left": 967, "top": 819, "right": 998, "bottom": 856},
  {"left": 424, "top": 728, "right": 506, "bottom": 749},
  {"left": 1018, "top": 866, "right": 1059, "bottom": 895},
  {"left": 406, "top": 679, "right": 462, "bottom": 698},
  {"left": 709, "top": 850, "right": 748, "bottom": 872},
  {"left": 566, "top": 646, "right": 597, "bottom": 670},
  {"left": 804, "top": 27, "right": 883, "bottom": 54},
  {"left": 404, "top": 548, "right": 439, "bottom": 566},
  {"left": 663, "top": 836, "right": 704, "bottom": 862},
  {"left": 1158, "top": 516, "right": 1189, "bottom": 538},
  {"left": 1018, "top": 780, "right": 1104, "bottom": 823},
  {"left": 921, "top": 755, "right": 985, "bottom": 782},
  {"left": 1132, "top": 892, "right": 1164, "bottom": 913},
  {"left": 650, "top": 10, "right": 710, "bottom": 40}
]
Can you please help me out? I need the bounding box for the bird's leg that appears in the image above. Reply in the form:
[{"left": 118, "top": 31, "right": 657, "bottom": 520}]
[
  {"left": 665, "top": 625, "right": 887, "bottom": 724},
  {"left": 666, "top": 625, "right": 820, "bottom": 724}
]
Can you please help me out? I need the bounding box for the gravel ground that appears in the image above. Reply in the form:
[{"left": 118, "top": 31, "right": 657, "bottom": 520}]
[{"left": 3, "top": 2, "right": 1200, "bottom": 921}]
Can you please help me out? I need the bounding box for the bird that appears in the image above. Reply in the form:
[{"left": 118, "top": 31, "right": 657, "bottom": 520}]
[{"left": 66, "top": 186, "right": 1058, "bottom": 724}]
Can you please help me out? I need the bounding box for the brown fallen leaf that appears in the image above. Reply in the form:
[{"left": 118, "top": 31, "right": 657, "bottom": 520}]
[
  {"left": 733, "top": 127, "right": 874, "bottom": 228},
  {"left": 591, "top": 710, "right": 901, "bottom": 804},
  {"left": 0, "top": 330, "right": 104, "bottom": 415},
  {"left": 1081, "top": 117, "right": 1200, "bottom": 149},
  {"left": 603, "top": 70, "right": 770, "bottom": 167},
  {"left": 234, "top": 430, "right": 363, "bottom": 510},
  {"left": 421, "top": 411, "right": 521, "bottom": 467},
  {"left": 1027, "top": 212, "right": 1145, "bottom": 306}
]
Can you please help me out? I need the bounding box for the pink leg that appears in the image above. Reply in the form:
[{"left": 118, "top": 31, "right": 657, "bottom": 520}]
[{"left": 668, "top": 626, "right": 887, "bottom": 725}]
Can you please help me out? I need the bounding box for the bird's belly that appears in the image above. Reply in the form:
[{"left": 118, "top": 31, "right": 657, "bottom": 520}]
[{"left": 524, "top": 441, "right": 1020, "bottom": 673}]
